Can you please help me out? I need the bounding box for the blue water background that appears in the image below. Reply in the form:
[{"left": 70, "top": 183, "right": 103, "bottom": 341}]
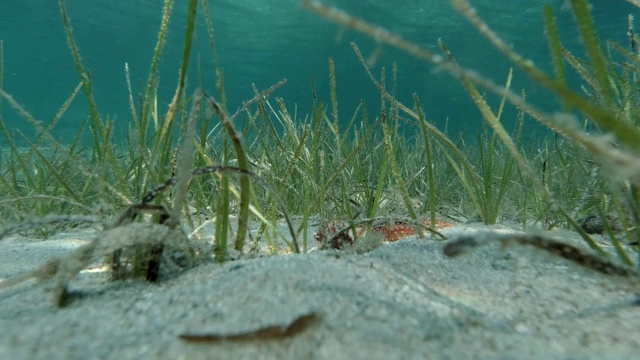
[{"left": 0, "top": 0, "right": 636, "bottom": 145}]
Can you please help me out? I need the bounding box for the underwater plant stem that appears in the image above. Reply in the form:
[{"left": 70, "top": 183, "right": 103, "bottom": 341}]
[
  {"left": 141, "top": 0, "right": 173, "bottom": 136},
  {"left": 379, "top": 71, "right": 420, "bottom": 228},
  {"left": 160, "top": 0, "right": 197, "bottom": 145},
  {"left": 58, "top": 0, "right": 104, "bottom": 157},
  {"left": 414, "top": 95, "right": 437, "bottom": 228},
  {"left": 169, "top": 91, "right": 201, "bottom": 229}
]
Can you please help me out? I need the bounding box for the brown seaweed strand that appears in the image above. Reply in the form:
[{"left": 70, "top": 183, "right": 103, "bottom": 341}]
[{"left": 444, "top": 233, "right": 639, "bottom": 278}]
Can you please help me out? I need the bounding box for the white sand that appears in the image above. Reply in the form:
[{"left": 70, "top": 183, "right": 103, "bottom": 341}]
[{"left": 0, "top": 222, "right": 638, "bottom": 359}]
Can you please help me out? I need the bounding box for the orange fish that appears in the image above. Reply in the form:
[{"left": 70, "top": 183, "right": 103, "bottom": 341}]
[{"left": 315, "top": 218, "right": 452, "bottom": 249}]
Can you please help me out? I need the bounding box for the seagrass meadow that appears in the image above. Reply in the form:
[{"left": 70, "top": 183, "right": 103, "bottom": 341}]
[{"left": 0, "top": 0, "right": 640, "bottom": 358}]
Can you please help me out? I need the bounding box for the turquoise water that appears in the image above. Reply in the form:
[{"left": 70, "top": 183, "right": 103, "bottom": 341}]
[{"left": 0, "top": 0, "right": 636, "bottom": 143}]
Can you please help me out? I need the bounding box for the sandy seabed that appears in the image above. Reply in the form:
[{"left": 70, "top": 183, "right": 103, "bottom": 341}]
[{"left": 0, "top": 221, "right": 638, "bottom": 360}]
